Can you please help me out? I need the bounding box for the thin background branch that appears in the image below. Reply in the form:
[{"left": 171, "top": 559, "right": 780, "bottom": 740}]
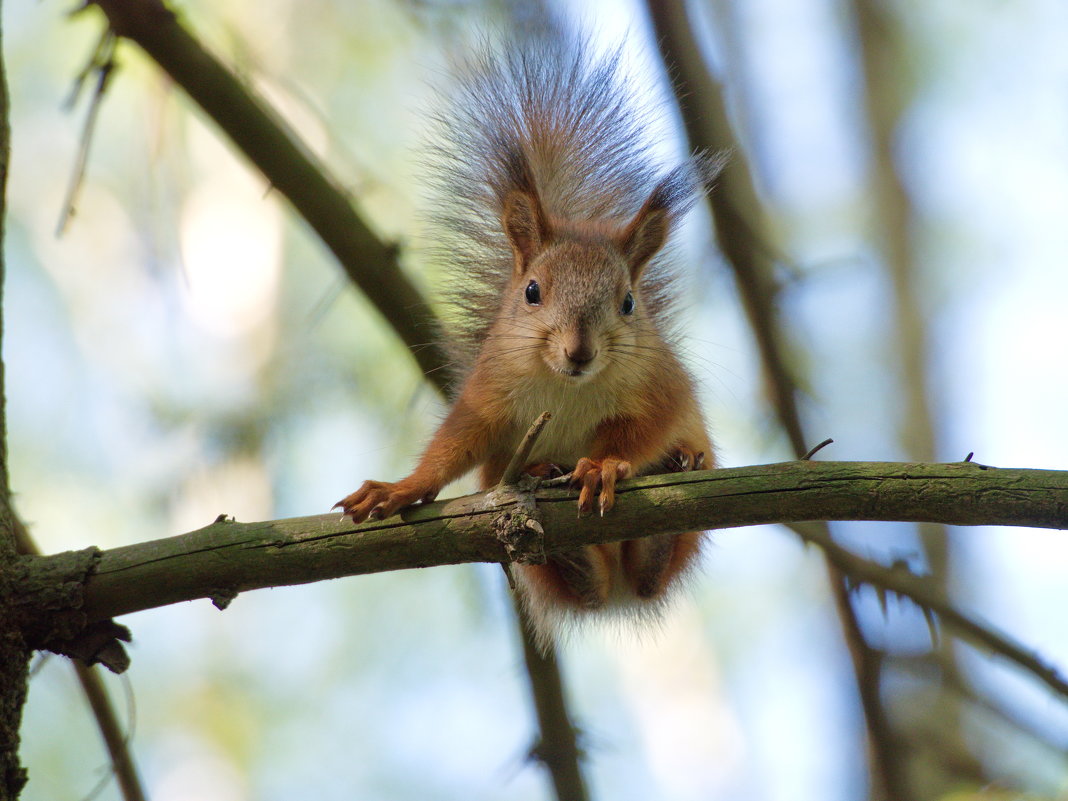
[
  {"left": 642, "top": 2, "right": 910, "bottom": 796},
  {"left": 56, "top": 28, "right": 116, "bottom": 236},
  {"left": 850, "top": 1, "right": 978, "bottom": 789}
]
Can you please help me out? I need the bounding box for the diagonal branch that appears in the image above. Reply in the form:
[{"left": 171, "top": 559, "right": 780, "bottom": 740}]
[
  {"left": 514, "top": 606, "right": 589, "bottom": 801},
  {"left": 87, "top": 0, "right": 449, "bottom": 386},
  {"left": 644, "top": 0, "right": 803, "bottom": 452},
  {"left": 72, "top": 662, "right": 144, "bottom": 801}
]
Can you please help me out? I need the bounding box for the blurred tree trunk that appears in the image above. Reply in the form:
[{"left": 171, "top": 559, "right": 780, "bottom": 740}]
[
  {"left": 850, "top": 0, "right": 980, "bottom": 793},
  {"left": 0, "top": 1, "right": 32, "bottom": 796}
]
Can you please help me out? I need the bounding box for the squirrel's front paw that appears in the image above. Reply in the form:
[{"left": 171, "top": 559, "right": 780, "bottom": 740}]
[
  {"left": 334, "top": 480, "right": 436, "bottom": 524},
  {"left": 571, "top": 457, "right": 632, "bottom": 517}
]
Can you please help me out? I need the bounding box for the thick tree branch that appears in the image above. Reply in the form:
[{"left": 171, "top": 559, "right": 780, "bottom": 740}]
[
  {"left": 13, "top": 460, "right": 1063, "bottom": 713},
  {"left": 17, "top": 460, "right": 1058, "bottom": 620}
]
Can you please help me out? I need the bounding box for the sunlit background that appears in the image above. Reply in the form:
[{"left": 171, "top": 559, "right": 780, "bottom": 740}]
[{"left": 5, "top": 0, "right": 1068, "bottom": 799}]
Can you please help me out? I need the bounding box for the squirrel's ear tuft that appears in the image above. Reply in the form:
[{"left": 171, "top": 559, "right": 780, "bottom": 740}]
[
  {"left": 620, "top": 200, "right": 670, "bottom": 281},
  {"left": 502, "top": 189, "right": 550, "bottom": 276},
  {"left": 620, "top": 156, "right": 714, "bottom": 279}
]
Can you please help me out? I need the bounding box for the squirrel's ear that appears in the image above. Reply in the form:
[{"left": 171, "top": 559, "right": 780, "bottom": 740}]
[
  {"left": 503, "top": 190, "right": 550, "bottom": 275},
  {"left": 621, "top": 163, "right": 704, "bottom": 279},
  {"left": 620, "top": 201, "right": 670, "bottom": 281}
]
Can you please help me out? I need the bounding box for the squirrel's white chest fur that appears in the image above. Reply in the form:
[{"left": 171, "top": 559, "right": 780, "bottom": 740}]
[{"left": 504, "top": 372, "right": 629, "bottom": 466}]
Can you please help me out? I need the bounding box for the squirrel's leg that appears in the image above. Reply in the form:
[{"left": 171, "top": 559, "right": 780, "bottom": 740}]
[
  {"left": 479, "top": 463, "right": 614, "bottom": 609},
  {"left": 518, "top": 546, "right": 617, "bottom": 610},
  {"left": 621, "top": 445, "right": 710, "bottom": 599},
  {"left": 337, "top": 395, "right": 499, "bottom": 523}
]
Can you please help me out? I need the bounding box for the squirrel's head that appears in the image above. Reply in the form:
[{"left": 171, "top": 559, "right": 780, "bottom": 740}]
[{"left": 496, "top": 175, "right": 675, "bottom": 383}]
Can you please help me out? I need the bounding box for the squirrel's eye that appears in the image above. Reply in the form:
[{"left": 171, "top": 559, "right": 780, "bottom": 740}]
[
  {"left": 620, "top": 291, "right": 635, "bottom": 316},
  {"left": 525, "top": 279, "right": 542, "bottom": 306}
]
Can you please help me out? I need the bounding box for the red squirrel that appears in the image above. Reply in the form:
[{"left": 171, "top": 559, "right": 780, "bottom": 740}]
[{"left": 337, "top": 35, "right": 718, "bottom": 632}]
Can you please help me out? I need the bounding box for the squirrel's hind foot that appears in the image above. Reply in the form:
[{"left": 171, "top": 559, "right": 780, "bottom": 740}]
[
  {"left": 522, "top": 462, "right": 566, "bottom": 480},
  {"left": 660, "top": 447, "right": 706, "bottom": 473}
]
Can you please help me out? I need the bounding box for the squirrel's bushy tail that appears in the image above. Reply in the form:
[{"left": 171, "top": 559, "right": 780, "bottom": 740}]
[{"left": 427, "top": 32, "right": 717, "bottom": 372}]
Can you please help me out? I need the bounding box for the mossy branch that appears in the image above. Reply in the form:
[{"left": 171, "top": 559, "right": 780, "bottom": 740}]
[
  {"left": 12, "top": 459, "right": 1064, "bottom": 702},
  {"left": 12, "top": 460, "right": 1061, "bottom": 621}
]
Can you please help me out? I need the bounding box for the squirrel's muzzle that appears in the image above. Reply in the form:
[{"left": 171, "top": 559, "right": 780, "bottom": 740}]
[{"left": 557, "top": 325, "right": 599, "bottom": 375}]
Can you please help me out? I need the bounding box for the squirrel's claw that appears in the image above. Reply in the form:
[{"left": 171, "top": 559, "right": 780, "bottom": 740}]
[
  {"left": 335, "top": 480, "right": 435, "bottom": 524},
  {"left": 572, "top": 457, "right": 632, "bottom": 517}
]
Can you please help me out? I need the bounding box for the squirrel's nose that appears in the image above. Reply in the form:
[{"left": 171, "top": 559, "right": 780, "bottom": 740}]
[{"left": 565, "top": 343, "right": 597, "bottom": 366}]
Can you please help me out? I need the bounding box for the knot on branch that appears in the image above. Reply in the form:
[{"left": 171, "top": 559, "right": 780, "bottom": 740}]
[
  {"left": 8, "top": 546, "right": 132, "bottom": 673},
  {"left": 487, "top": 478, "right": 546, "bottom": 565}
]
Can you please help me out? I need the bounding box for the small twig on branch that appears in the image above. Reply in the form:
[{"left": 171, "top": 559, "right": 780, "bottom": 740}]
[
  {"left": 495, "top": 412, "right": 551, "bottom": 587},
  {"left": 57, "top": 28, "right": 116, "bottom": 236},
  {"left": 498, "top": 412, "right": 552, "bottom": 488},
  {"left": 801, "top": 438, "right": 834, "bottom": 461}
]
